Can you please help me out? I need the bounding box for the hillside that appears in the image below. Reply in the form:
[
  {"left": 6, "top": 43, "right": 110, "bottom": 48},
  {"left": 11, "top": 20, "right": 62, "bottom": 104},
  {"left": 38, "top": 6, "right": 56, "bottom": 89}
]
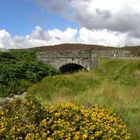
[{"left": 28, "top": 58, "right": 140, "bottom": 139}]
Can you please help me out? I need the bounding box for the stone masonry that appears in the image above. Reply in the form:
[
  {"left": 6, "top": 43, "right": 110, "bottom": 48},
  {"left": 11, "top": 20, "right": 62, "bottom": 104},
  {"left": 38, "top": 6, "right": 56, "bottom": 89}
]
[{"left": 37, "top": 45, "right": 133, "bottom": 71}]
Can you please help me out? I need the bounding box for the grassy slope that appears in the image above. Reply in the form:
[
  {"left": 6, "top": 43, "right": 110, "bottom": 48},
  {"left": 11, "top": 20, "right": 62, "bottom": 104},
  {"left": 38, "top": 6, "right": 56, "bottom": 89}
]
[{"left": 28, "top": 58, "right": 140, "bottom": 139}]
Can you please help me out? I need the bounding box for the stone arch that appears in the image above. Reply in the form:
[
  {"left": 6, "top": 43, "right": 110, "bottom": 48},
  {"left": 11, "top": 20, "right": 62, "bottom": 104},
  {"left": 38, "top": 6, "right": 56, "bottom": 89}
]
[{"left": 59, "top": 63, "right": 88, "bottom": 73}]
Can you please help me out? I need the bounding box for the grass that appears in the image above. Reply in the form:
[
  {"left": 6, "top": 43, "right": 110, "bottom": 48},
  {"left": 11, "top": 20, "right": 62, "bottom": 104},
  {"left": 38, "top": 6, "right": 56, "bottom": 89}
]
[{"left": 28, "top": 57, "right": 140, "bottom": 139}]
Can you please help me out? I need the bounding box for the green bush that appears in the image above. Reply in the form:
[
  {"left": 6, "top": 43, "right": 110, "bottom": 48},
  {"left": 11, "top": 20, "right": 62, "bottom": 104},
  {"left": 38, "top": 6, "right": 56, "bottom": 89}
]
[
  {"left": 0, "top": 50, "right": 59, "bottom": 97},
  {"left": 0, "top": 98, "right": 131, "bottom": 140}
]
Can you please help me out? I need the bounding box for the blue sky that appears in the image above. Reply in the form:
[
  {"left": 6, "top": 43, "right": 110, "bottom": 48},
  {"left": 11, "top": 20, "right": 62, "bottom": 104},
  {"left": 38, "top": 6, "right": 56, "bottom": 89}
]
[
  {"left": 0, "top": 0, "right": 79, "bottom": 36},
  {"left": 0, "top": 0, "right": 140, "bottom": 48}
]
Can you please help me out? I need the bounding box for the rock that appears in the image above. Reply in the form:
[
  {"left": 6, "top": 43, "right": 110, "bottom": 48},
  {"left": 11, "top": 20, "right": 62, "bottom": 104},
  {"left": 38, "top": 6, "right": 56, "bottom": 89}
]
[
  {"left": 5, "top": 97, "right": 13, "bottom": 101},
  {"left": 0, "top": 92, "right": 28, "bottom": 108},
  {"left": 14, "top": 95, "right": 20, "bottom": 98}
]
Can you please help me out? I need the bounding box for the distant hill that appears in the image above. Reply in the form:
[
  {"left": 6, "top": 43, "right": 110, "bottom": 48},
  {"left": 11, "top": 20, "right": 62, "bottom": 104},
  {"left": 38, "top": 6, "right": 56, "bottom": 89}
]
[{"left": 37, "top": 43, "right": 118, "bottom": 51}]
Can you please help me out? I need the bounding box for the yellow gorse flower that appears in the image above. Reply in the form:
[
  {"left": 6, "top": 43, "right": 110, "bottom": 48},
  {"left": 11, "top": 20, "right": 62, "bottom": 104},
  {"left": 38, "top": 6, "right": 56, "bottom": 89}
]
[{"left": 0, "top": 98, "right": 131, "bottom": 139}]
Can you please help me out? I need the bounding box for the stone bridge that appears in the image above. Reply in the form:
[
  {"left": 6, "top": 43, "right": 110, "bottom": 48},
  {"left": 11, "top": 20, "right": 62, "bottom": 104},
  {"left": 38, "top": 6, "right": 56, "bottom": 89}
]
[{"left": 37, "top": 44, "right": 132, "bottom": 73}]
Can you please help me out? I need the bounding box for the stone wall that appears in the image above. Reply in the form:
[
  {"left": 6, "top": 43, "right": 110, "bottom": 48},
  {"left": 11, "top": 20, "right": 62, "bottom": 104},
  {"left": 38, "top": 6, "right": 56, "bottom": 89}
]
[
  {"left": 38, "top": 49, "right": 98, "bottom": 71},
  {"left": 91, "top": 49, "right": 132, "bottom": 58},
  {"left": 37, "top": 48, "right": 132, "bottom": 71}
]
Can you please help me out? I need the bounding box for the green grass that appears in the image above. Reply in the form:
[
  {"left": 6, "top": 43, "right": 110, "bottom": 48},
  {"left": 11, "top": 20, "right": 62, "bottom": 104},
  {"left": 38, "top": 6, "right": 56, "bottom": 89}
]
[{"left": 28, "top": 57, "right": 140, "bottom": 139}]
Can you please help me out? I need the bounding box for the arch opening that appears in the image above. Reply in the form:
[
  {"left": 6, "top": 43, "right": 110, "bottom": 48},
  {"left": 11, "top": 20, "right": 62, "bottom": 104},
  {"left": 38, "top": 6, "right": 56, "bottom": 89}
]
[{"left": 60, "top": 63, "right": 87, "bottom": 74}]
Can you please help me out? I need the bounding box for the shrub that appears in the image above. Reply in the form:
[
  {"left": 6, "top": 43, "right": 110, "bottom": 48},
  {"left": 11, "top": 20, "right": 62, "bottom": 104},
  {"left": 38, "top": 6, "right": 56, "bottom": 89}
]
[
  {"left": 0, "top": 98, "right": 130, "bottom": 140},
  {"left": 0, "top": 50, "right": 60, "bottom": 97}
]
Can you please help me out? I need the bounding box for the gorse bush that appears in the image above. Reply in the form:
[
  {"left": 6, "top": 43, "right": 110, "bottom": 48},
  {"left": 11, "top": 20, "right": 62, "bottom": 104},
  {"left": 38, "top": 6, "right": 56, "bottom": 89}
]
[{"left": 0, "top": 98, "right": 131, "bottom": 140}]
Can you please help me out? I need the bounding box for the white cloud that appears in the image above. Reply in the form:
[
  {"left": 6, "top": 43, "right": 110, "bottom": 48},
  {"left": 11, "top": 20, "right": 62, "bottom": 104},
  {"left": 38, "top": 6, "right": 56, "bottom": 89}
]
[
  {"left": 1, "top": 1, "right": 140, "bottom": 49},
  {"left": 1, "top": 26, "right": 140, "bottom": 49},
  {"left": 35, "top": 0, "right": 140, "bottom": 37},
  {"left": 78, "top": 28, "right": 140, "bottom": 46},
  {"left": 78, "top": 28, "right": 127, "bottom": 46},
  {"left": 0, "top": 26, "right": 78, "bottom": 49},
  {"left": 47, "top": 27, "right": 78, "bottom": 44},
  {"left": 0, "top": 29, "right": 12, "bottom": 49},
  {"left": 13, "top": 0, "right": 139, "bottom": 48},
  {"left": 70, "top": 0, "right": 140, "bottom": 32}
]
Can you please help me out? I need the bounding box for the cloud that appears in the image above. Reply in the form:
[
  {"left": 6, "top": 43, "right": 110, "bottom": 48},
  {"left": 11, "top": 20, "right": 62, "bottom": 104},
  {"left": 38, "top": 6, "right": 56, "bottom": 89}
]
[
  {"left": 1, "top": 26, "right": 140, "bottom": 49},
  {"left": 26, "top": 0, "right": 140, "bottom": 47},
  {"left": 78, "top": 28, "right": 126, "bottom": 46},
  {"left": 0, "top": 29, "right": 12, "bottom": 49},
  {"left": 34, "top": 0, "right": 140, "bottom": 35},
  {"left": 70, "top": 0, "right": 140, "bottom": 33},
  {"left": 1, "top": 1, "right": 140, "bottom": 49},
  {"left": 47, "top": 27, "right": 78, "bottom": 44},
  {"left": 0, "top": 26, "right": 78, "bottom": 49}
]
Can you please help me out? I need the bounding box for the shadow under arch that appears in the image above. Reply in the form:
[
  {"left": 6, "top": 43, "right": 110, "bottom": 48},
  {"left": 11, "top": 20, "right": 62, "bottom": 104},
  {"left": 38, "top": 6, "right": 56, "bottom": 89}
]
[{"left": 59, "top": 63, "right": 88, "bottom": 74}]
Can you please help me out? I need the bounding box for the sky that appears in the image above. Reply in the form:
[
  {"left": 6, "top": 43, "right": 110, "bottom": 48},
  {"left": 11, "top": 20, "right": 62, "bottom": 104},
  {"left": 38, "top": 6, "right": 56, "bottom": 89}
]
[{"left": 0, "top": 0, "right": 140, "bottom": 49}]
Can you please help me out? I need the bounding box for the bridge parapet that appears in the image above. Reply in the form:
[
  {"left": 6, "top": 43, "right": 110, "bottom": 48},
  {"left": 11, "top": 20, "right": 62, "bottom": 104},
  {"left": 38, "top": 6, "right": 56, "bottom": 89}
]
[
  {"left": 91, "top": 49, "right": 132, "bottom": 57},
  {"left": 38, "top": 49, "right": 97, "bottom": 71},
  {"left": 37, "top": 47, "right": 132, "bottom": 72},
  {"left": 38, "top": 49, "right": 91, "bottom": 58}
]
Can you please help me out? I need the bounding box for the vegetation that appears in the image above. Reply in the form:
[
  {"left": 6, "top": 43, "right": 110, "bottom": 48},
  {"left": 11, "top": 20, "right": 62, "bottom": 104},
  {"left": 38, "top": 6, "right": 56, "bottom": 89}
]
[
  {"left": 28, "top": 58, "right": 140, "bottom": 139},
  {"left": 0, "top": 49, "right": 59, "bottom": 97},
  {"left": 0, "top": 51, "right": 139, "bottom": 139},
  {"left": 0, "top": 98, "right": 130, "bottom": 139}
]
